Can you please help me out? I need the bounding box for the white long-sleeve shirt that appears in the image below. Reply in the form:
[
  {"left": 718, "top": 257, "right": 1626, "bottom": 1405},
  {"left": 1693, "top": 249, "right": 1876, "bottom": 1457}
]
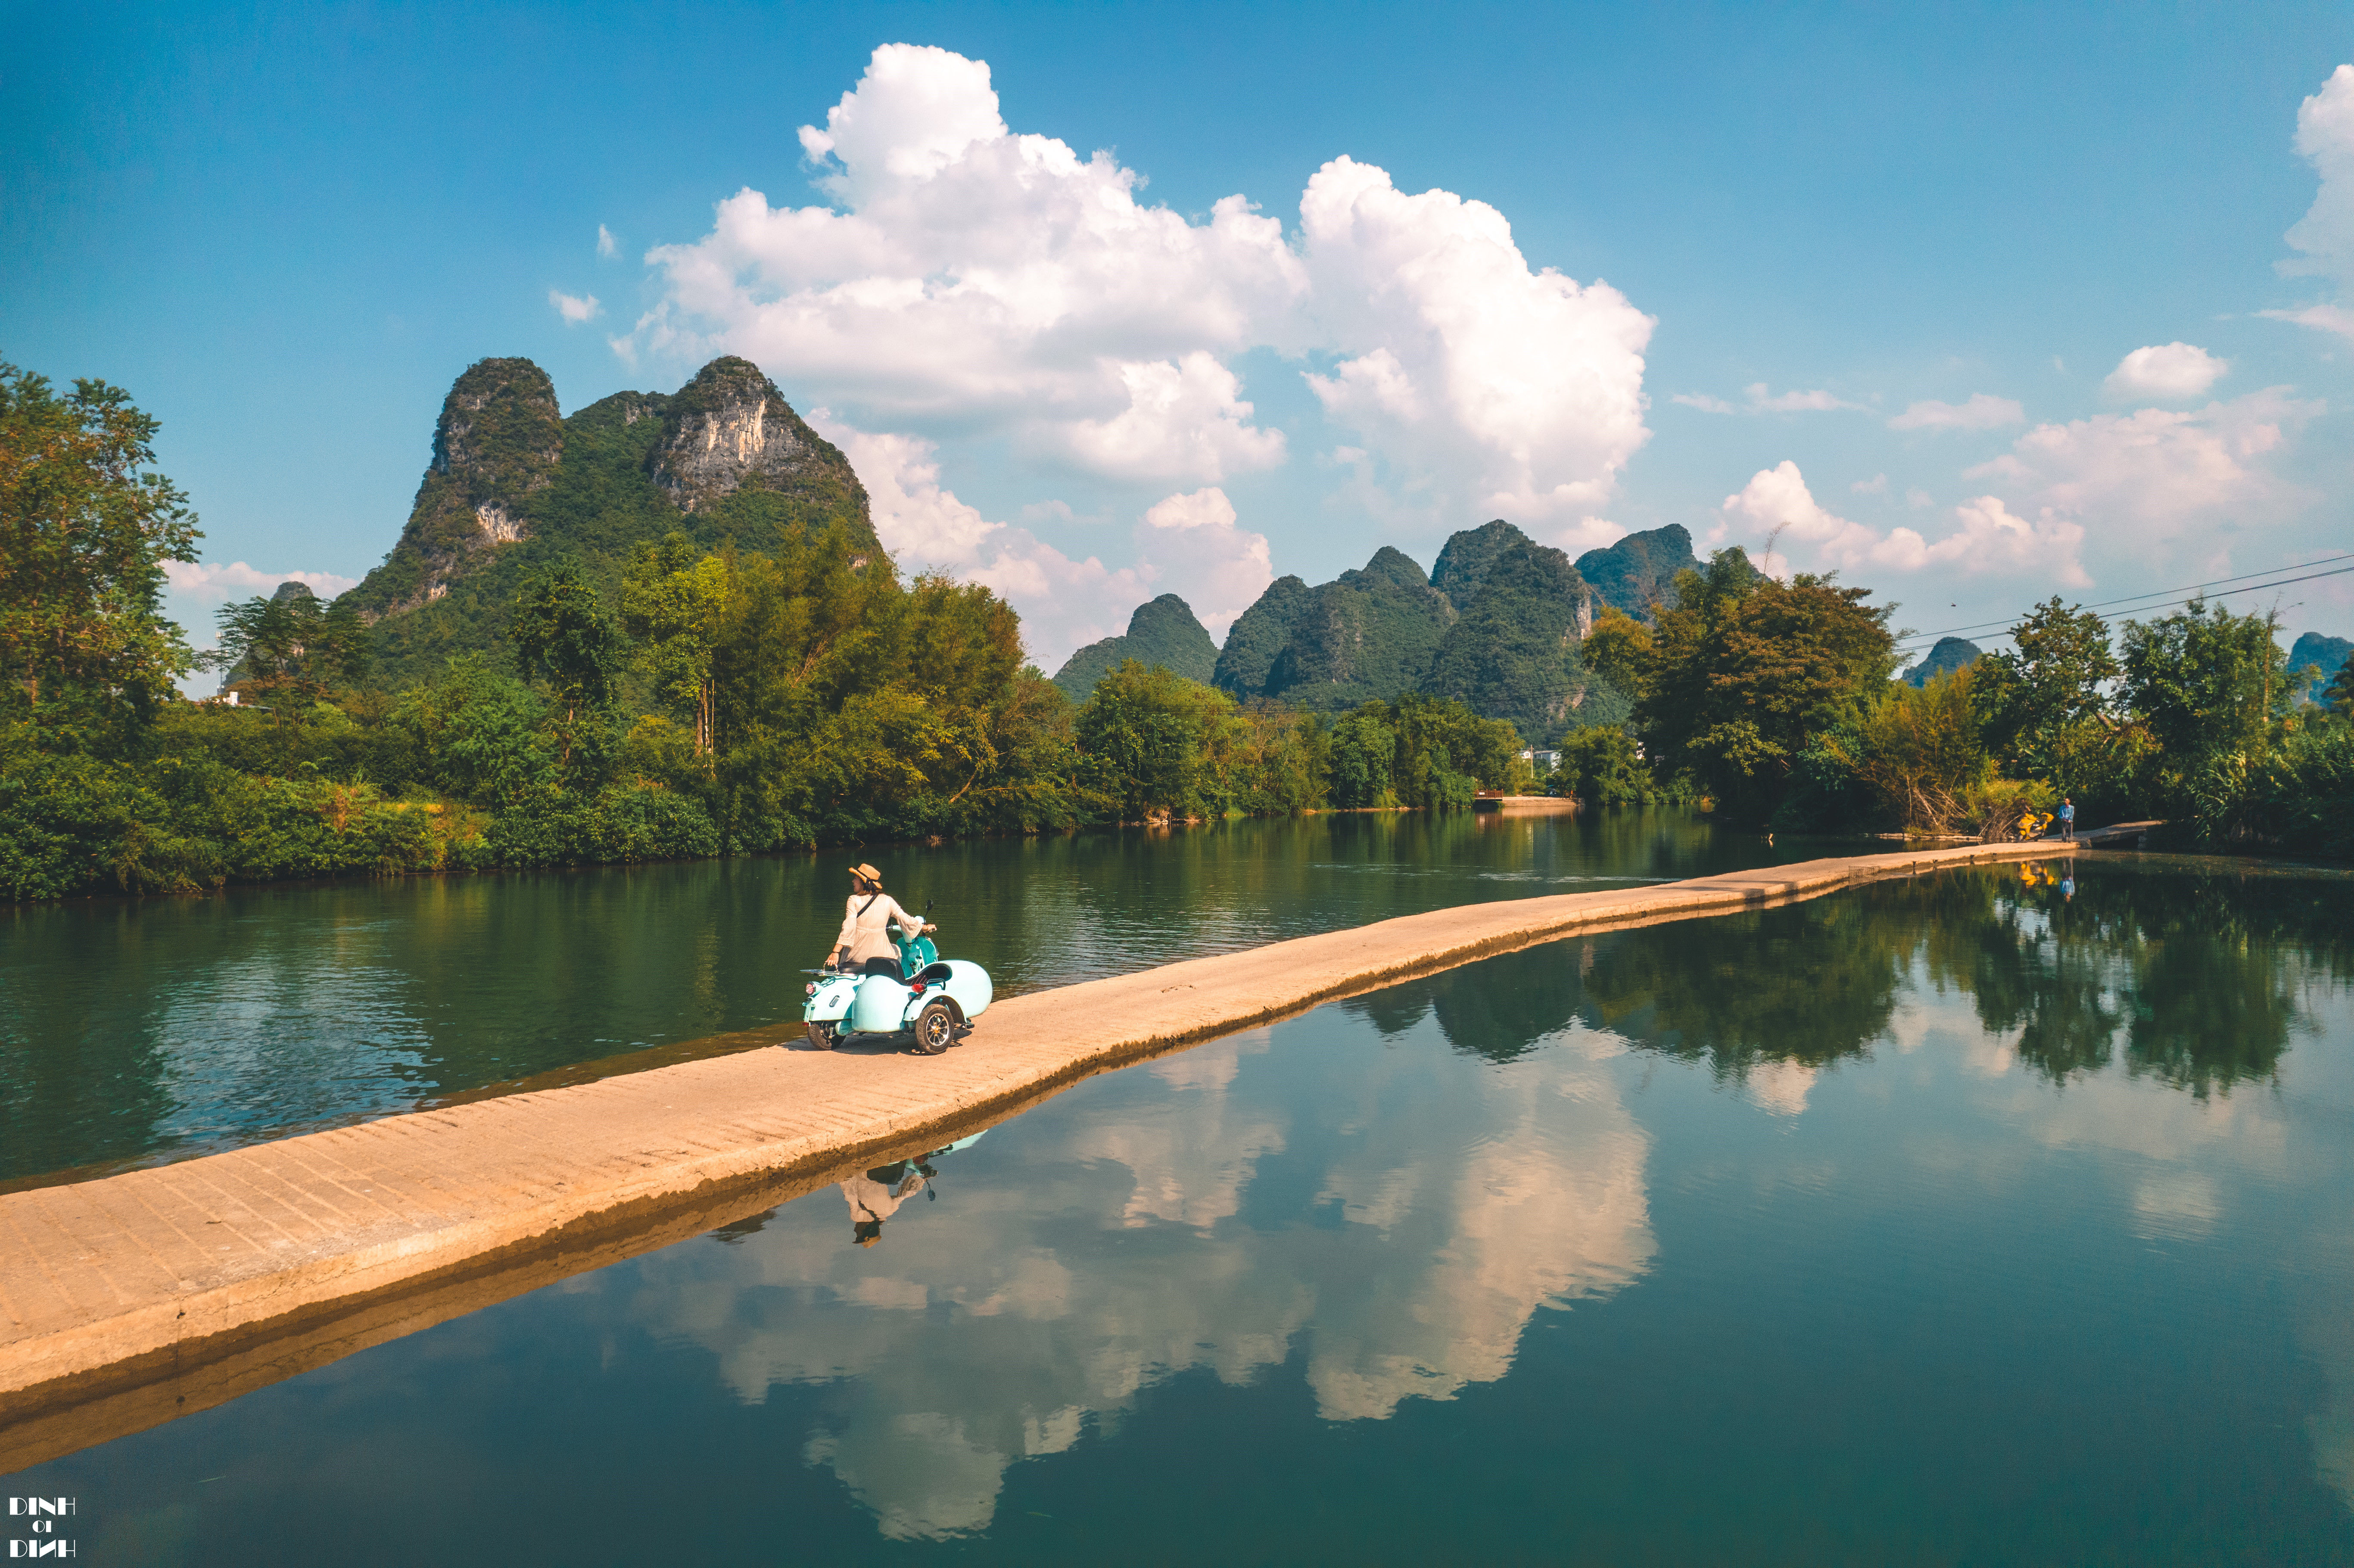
[
  {"left": 835, "top": 891, "right": 924, "bottom": 964},
  {"left": 841, "top": 1167, "right": 927, "bottom": 1227}
]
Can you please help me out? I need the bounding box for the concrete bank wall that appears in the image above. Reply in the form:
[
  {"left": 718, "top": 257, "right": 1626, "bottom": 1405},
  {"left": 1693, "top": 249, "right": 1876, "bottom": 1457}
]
[{"left": 0, "top": 839, "right": 2074, "bottom": 1468}]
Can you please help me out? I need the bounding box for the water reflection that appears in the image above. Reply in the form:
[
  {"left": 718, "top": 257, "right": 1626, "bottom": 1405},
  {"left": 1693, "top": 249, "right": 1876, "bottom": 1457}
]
[
  {"left": 0, "top": 809, "right": 1793, "bottom": 1183},
  {"left": 1569, "top": 860, "right": 2351, "bottom": 1106},
  {"left": 629, "top": 1017, "right": 1653, "bottom": 1539},
  {"left": 13, "top": 863, "right": 2354, "bottom": 1562},
  {"left": 620, "top": 859, "right": 2354, "bottom": 1541},
  {"left": 841, "top": 1155, "right": 940, "bottom": 1248}
]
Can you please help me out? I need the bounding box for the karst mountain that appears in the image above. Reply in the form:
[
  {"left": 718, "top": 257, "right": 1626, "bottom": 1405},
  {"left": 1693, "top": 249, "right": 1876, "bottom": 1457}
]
[
  {"left": 1054, "top": 520, "right": 1700, "bottom": 745},
  {"left": 345, "top": 355, "right": 877, "bottom": 687}
]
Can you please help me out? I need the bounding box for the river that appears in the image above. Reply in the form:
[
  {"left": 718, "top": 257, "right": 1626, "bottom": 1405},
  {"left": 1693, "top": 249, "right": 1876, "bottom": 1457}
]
[
  {"left": 0, "top": 807, "right": 1794, "bottom": 1186},
  {"left": 5, "top": 825, "right": 2354, "bottom": 1562}
]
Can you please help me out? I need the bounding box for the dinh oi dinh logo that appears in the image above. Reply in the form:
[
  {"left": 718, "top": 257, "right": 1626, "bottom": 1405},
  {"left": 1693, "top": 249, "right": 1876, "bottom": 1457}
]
[{"left": 6, "top": 1497, "right": 77, "bottom": 1559}]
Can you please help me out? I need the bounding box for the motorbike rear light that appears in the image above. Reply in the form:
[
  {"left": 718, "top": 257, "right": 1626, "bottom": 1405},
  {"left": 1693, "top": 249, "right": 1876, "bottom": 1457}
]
[{"left": 804, "top": 982, "right": 817, "bottom": 996}]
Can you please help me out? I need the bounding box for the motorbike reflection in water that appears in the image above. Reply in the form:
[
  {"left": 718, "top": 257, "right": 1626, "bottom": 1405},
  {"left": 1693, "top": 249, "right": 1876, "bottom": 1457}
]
[
  {"left": 840, "top": 1130, "right": 986, "bottom": 1247},
  {"left": 844, "top": 1158, "right": 933, "bottom": 1247}
]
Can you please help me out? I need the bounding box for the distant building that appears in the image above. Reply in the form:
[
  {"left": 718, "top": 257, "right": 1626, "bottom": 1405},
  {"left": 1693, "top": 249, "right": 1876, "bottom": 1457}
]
[{"left": 1519, "top": 748, "right": 1562, "bottom": 772}]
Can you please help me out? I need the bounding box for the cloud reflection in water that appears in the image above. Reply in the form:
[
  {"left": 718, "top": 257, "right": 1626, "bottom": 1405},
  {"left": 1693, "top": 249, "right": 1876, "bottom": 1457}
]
[{"left": 627, "top": 1019, "right": 1653, "bottom": 1538}]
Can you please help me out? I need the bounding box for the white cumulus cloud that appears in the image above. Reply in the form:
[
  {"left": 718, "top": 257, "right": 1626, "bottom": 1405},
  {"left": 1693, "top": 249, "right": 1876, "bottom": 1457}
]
[
  {"left": 1051, "top": 353, "right": 1286, "bottom": 483},
  {"left": 629, "top": 44, "right": 1302, "bottom": 485},
  {"left": 1888, "top": 394, "right": 2024, "bottom": 432},
  {"left": 1297, "top": 155, "right": 1653, "bottom": 521},
  {"left": 2268, "top": 65, "right": 2354, "bottom": 341},
  {"left": 1713, "top": 461, "right": 2086, "bottom": 585},
  {"left": 2283, "top": 65, "right": 2354, "bottom": 288},
  {"left": 1966, "top": 389, "right": 2321, "bottom": 538},
  {"left": 1747, "top": 383, "right": 1857, "bottom": 413},
  {"left": 819, "top": 416, "right": 1271, "bottom": 669},
  {"left": 2263, "top": 302, "right": 2354, "bottom": 342},
  {"left": 549, "top": 289, "right": 601, "bottom": 324},
  {"left": 1673, "top": 383, "right": 1857, "bottom": 415},
  {"left": 164, "top": 561, "right": 361, "bottom": 600},
  {"left": 1549, "top": 516, "right": 1627, "bottom": 556},
  {"left": 624, "top": 43, "right": 1651, "bottom": 527},
  {"left": 2103, "top": 342, "right": 2227, "bottom": 402}
]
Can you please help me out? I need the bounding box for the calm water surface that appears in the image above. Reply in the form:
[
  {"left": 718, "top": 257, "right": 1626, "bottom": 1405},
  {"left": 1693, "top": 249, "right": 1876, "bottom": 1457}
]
[
  {"left": 0, "top": 809, "right": 1798, "bottom": 1183},
  {"left": 9, "top": 856, "right": 2354, "bottom": 1564}
]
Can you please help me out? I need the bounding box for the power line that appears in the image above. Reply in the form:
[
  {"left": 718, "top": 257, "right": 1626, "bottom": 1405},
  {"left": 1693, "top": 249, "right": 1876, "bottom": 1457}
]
[
  {"left": 1894, "top": 552, "right": 2354, "bottom": 643},
  {"left": 1892, "top": 557, "right": 2354, "bottom": 652}
]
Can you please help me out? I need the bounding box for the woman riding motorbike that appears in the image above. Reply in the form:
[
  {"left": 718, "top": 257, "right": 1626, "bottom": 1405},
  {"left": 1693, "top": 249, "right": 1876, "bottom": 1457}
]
[{"left": 831, "top": 862, "right": 930, "bottom": 977}]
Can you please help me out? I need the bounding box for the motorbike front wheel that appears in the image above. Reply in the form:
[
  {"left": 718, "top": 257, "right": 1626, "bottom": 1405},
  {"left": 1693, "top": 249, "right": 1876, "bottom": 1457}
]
[
  {"left": 806, "top": 1021, "right": 838, "bottom": 1051},
  {"left": 913, "top": 999, "right": 956, "bottom": 1055}
]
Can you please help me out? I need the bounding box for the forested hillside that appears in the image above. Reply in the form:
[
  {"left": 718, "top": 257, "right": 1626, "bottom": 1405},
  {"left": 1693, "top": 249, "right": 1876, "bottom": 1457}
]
[
  {"left": 2290, "top": 632, "right": 2351, "bottom": 704},
  {"left": 1214, "top": 520, "right": 1624, "bottom": 738},
  {"left": 1051, "top": 594, "right": 1216, "bottom": 698},
  {"left": 1901, "top": 637, "right": 1983, "bottom": 687},
  {"left": 7, "top": 357, "right": 2350, "bottom": 903},
  {"left": 1574, "top": 524, "right": 1699, "bottom": 620},
  {"left": 346, "top": 355, "right": 876, "bottom": 690}
]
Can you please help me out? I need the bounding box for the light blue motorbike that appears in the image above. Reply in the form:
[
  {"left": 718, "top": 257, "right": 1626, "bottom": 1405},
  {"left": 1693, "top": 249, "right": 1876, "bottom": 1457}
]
[{"left": 801, "top": 910, "right": 994, "bottom": 1055}]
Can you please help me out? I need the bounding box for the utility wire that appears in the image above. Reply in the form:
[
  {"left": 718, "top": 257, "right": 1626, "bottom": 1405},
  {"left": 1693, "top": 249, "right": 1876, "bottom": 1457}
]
[
  {"left": 1894, "top": 552, "right": 2354, "bottom": 642},
  {"left": 1893, "top": 558, "right": 2354, "bottom": 652}
]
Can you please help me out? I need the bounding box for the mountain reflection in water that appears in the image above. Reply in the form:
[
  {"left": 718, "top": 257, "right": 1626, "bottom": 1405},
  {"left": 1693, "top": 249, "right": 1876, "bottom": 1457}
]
[{"left": 17, "top": 859, "right": 2354, "bottom": 1564}]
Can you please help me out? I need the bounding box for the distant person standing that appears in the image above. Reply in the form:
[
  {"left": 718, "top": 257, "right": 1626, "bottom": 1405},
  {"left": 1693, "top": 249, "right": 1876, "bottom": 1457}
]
[{"left": 2057, "top": 797, "right": 2075, "bottom": 839}]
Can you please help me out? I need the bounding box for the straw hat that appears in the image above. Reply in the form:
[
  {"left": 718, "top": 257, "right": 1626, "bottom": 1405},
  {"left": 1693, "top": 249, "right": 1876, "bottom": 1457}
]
[{"left": 851, "top": 863, "right": 883, "bottom": 884}]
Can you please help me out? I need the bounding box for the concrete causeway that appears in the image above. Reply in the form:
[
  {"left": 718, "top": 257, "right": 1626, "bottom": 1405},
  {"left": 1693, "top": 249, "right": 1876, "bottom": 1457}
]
[{"left": 0, "top": 838, "right": 2075, "bottom": 1469}]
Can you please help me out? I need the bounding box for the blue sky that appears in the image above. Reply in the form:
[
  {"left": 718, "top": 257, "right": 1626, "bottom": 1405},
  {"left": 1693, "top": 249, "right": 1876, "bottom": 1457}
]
[{"left": 6, "top": 3, "right": 2351, "bottom": 669}]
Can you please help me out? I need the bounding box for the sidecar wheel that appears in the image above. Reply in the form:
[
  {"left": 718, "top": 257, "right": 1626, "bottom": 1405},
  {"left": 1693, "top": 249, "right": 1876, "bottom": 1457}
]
[
  {"left": 806, "top": 1022, "right": 838, "bottom": 1051},
  {"left": 913, "top": 999, "right": 956, "bottom": 1055}
]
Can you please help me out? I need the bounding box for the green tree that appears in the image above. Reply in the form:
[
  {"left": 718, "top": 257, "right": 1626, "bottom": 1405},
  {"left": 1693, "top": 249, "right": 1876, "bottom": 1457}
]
[
  {"left": 1556, "top": 724, "right": 1653, "bottom": 806},
  {"left": 621, "top": 532, "right": 729, "bottom": 756},
  {"left": 1825, "top": 667, "right": 1993, "bottom": 832},
  {"left": 1579, "top": 606, "right": 1653, "bottom": 698},
  {"left": 1359, "top": 692, "right": 1519, "bottom": 810},
  {"left": 2320, "top": 659, "right": 2354, "bottom": 718},
  {"left": 0, "top": 362, "right": 200, "bottom": 719},
  {"left": 1076, "top": 660, "right": 1232, "bottom": 819},
  {"left": 698, "top": 525, "right": 1039, "bottom": 846},
  {"left": 1326, "top": 707, "right": 1396, "bottom": 808},
  {"left": 1975, "top": 597, "right": 2120, "bottom": 780},
  {"left": 1637, "top": 550, "right": 1896, "bottom": 822},
  {"left": 2121, "top": 598, "right": 2289, "bottom": 771},
  {"left": 199, "top": 586, "right": 370, "bottom": 744},
  {"left": 510, "top": 556, "right": 621, "bottom": 766}
]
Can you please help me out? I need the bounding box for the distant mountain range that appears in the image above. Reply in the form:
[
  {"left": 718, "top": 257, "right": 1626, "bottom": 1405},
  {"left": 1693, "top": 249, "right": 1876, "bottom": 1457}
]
[
  {"left": 339, "top": 359, "right": 1736, "bottom": 743},
  {"left": 346, "top": 355, "right": 876, "bottom": 689},
  {"left": 1900, "top": 637, "right": 1983, "bottom": 687},
  {"left": 1893, "top": 630, "right": 2347, "bottom": 697},
  {"left": 2289, "top": 632, "right": 2351, "bottom": 703},
  {"left": 1054, "top": 521, "right": 1702, "bottom": 743}
]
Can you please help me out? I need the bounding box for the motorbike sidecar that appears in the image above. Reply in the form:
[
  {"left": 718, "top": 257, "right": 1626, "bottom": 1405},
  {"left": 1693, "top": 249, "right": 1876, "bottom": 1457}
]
[{"left": 801, "top": 924, "right": 993, "bottom": 1055}]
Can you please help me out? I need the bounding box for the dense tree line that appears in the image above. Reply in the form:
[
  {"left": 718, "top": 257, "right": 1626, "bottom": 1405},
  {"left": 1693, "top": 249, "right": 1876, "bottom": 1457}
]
[
  {"left": 1543, "top": 546, "right": 2353, "bottom": 856},
  {"left": 4, "top": 364, "right": 2347, "bottom": 899},
  {"left": 3, "top": 368, "right": 1544, "bottom": 899}
]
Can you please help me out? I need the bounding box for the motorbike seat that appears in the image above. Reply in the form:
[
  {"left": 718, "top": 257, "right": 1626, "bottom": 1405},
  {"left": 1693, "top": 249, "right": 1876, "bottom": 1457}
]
[
  {"left": 859, "top": 957, "right": 904, "bottom": 978},
  {"left": 914, "top": 961, "right": 953, "bottom": 983}
]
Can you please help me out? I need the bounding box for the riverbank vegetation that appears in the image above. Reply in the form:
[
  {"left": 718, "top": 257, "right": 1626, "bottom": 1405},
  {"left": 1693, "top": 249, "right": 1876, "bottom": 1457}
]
[
  {"left": 1581, "top": 546, "right": 2353, "bottom": 858},
  {"left": 5, "top": 364, "right": 2348, "bottom": 899}
]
